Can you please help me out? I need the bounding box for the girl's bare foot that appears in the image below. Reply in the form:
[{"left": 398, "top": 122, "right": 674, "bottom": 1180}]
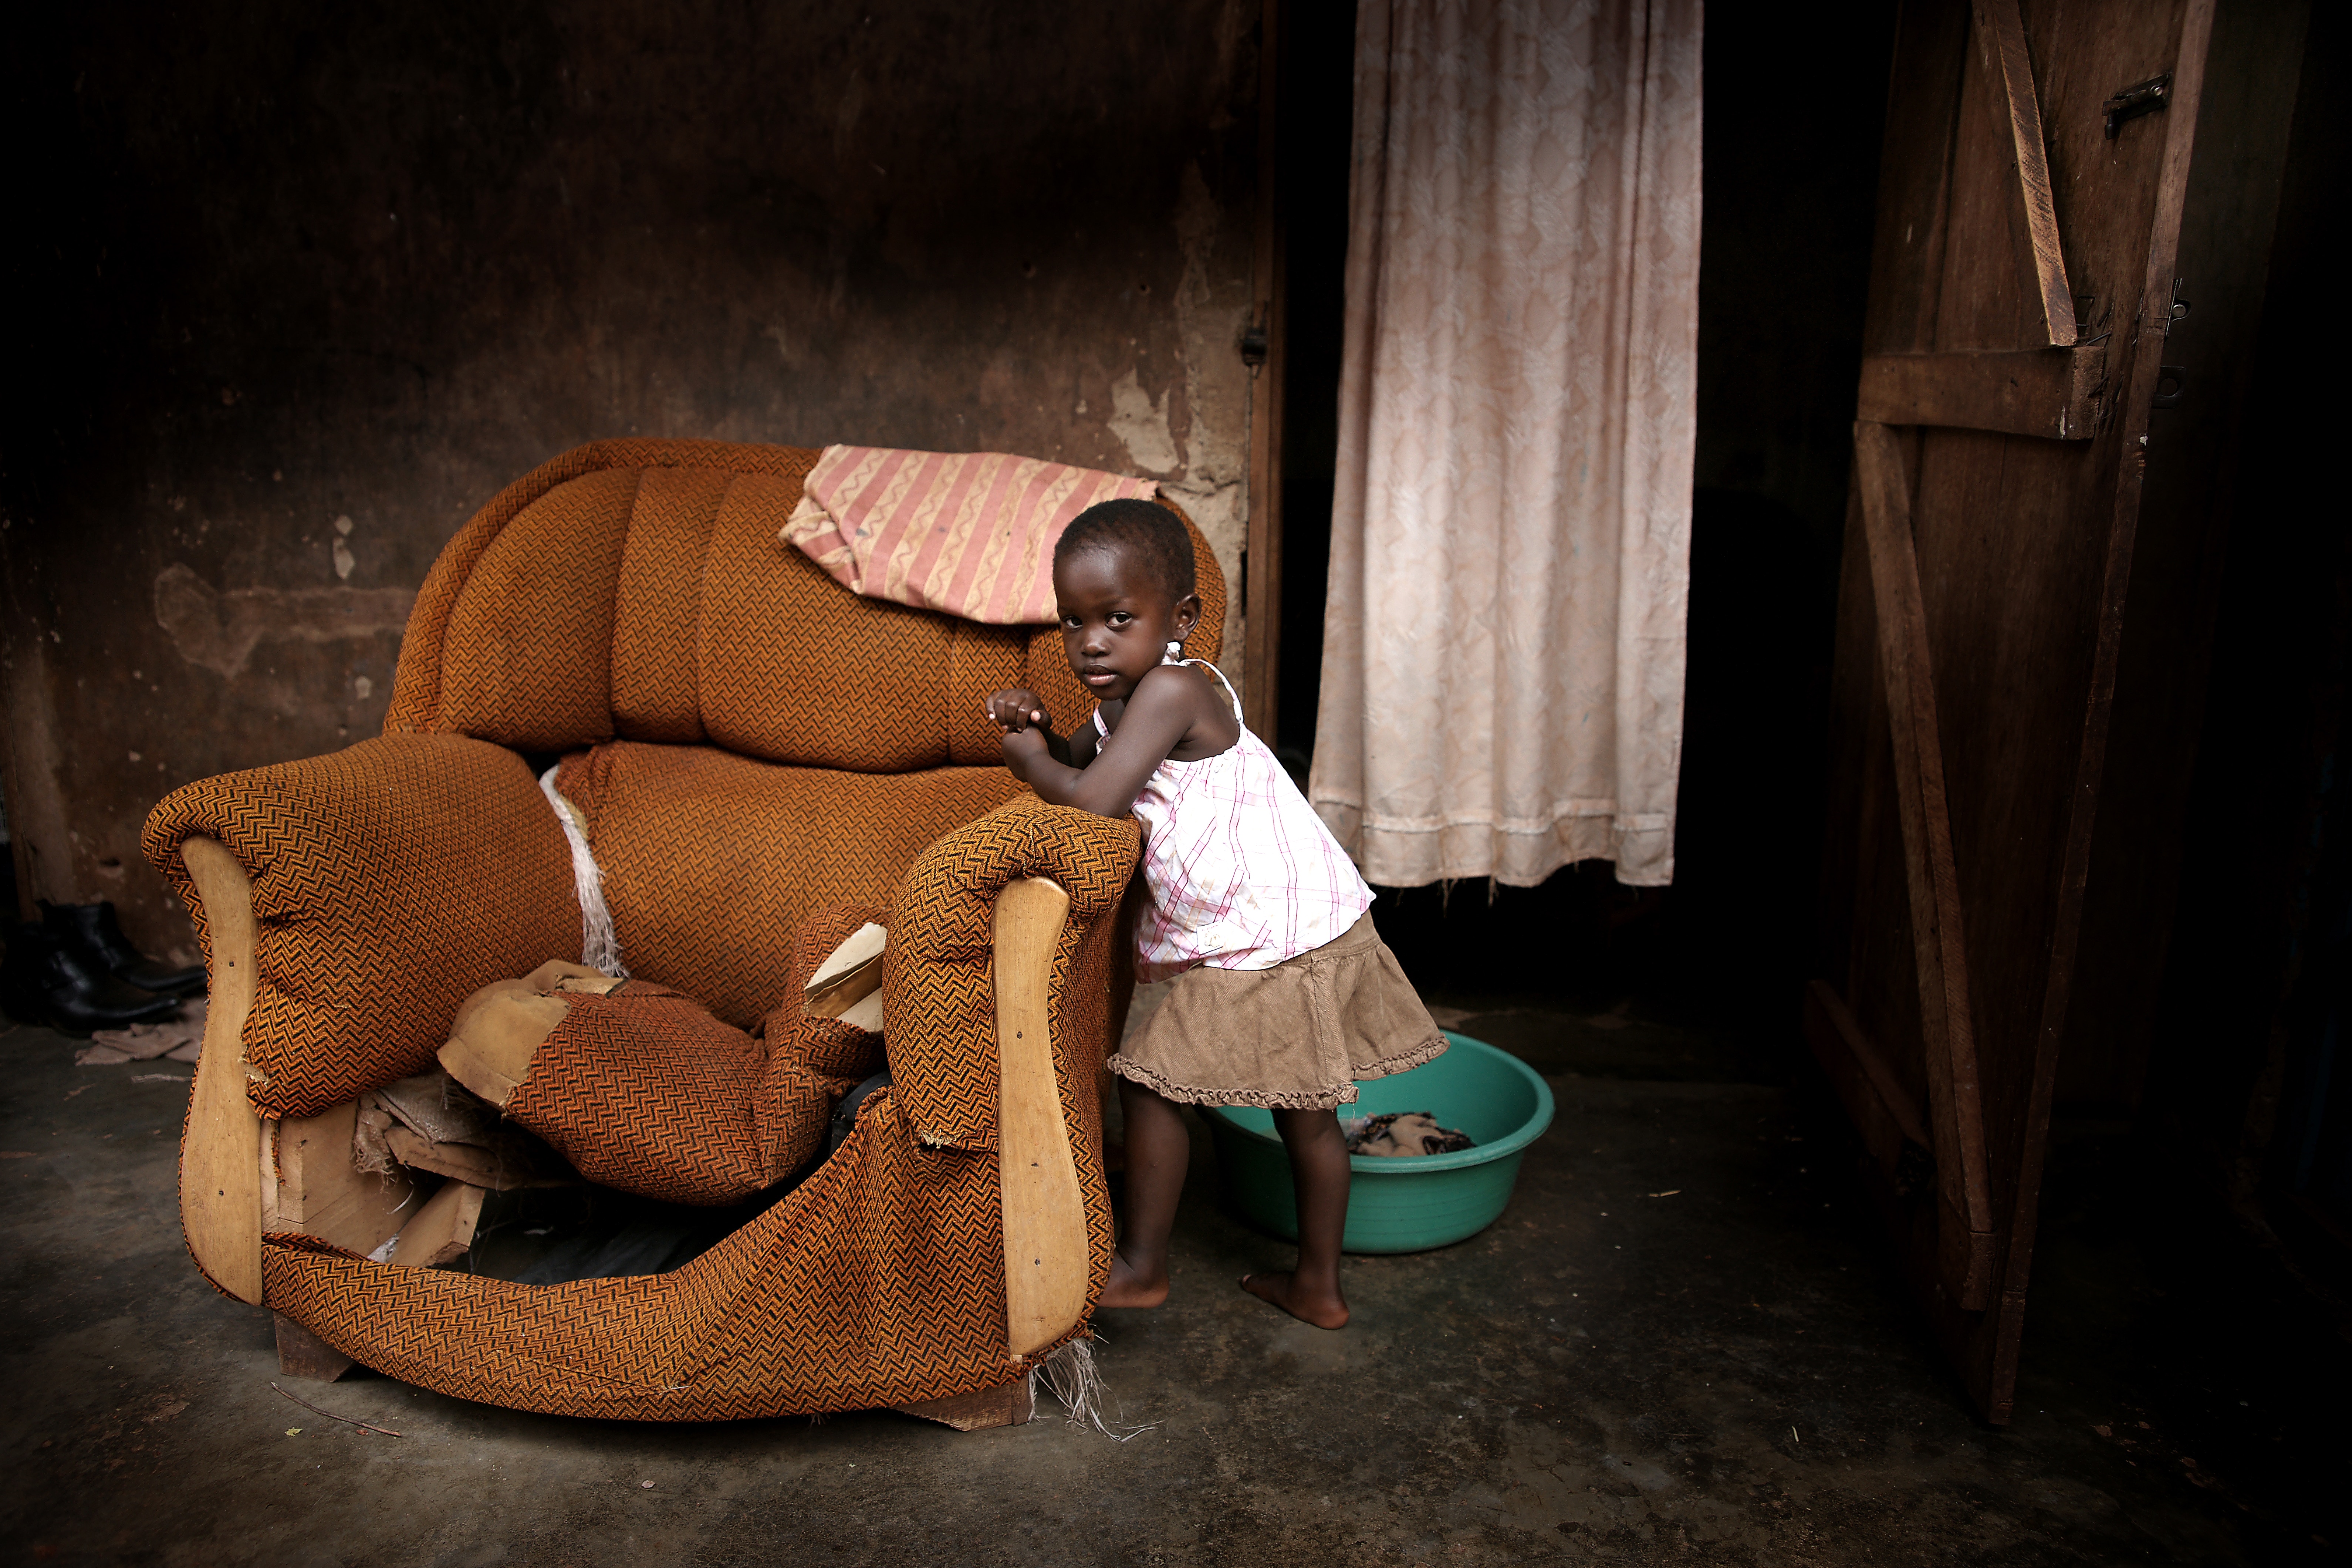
[
  {"left": 1240, "top": 1271, "right": 1349, "bottom": 1329},
  {"left": 1100, "top": 1248, "right": 1169, "bottom": 1309}
]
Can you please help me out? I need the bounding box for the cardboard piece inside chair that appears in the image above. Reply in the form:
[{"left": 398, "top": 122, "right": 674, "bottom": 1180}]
[{"left": 803, "top": 921, "right": 886, "bottom": 1033}]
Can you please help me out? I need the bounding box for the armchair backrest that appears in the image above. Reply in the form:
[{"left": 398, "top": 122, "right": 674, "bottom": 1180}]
[{"left": 385, "top": 439, "right": 1227, "bottom": 768}]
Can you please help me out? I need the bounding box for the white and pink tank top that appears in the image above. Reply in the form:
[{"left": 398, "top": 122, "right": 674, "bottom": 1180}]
[{"left": 1095, "top": 659, "right": 1373, "bottom": 982}]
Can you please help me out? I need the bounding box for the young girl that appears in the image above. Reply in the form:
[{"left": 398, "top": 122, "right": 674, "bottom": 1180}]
[{"left": 986, "top": 499, "right": 1447, "bottom": 1329}]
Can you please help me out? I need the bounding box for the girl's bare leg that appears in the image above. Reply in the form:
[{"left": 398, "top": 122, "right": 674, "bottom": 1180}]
[
  {"left": 1102, "top": 1079, "right": 1188, "bottom": 1308},
  {"left": 1241, "top": 1107, "right": 1351, "bottom": 1328}
]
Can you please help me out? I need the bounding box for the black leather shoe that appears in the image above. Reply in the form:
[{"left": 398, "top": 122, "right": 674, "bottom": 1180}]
[
  {"left": 41, "top": 899, "right": 207, "bottom": 998},
  {"left": 1, "top": 925, "right": 184, "bottom": 1038}
]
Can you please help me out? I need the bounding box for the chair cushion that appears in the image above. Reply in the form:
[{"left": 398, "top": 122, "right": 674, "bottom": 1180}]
[
  {"left": 688, "top": 473, "right": 1027, "bottom": 770},
  {"left": 609, "top": 464, "right": 731, "bottom": 745},
  {"left": 494, "top": 905, "right": 888, "bottom": 1205},
  {"left": 436, "top": 467, "right": 637, "bottom": 751},
  {"left": 553, "top": 742, "right": 1026, "bottom": 1028}
]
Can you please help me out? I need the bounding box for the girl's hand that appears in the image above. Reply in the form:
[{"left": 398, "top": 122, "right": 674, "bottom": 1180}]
[
  {"left": 999, "top": 725, "right": 1050, "bottom": 781},
  {"left": 985, "top": 689, "right": 1050, "bottom": 734}
]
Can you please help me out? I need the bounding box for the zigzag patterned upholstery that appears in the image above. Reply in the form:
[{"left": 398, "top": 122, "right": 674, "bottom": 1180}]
[
  {"left": 508, "top": 980, "right": 825, "bottom": 1205},
  {"left": 550, "top": 743, "right": 1025, "bottom": 1029},
  {"left": 389, "top": 440, "right": 1221, "bottom": 770},
  {"left": 142, "top": 438, "right": 1223, "bottom": 1419},
  {"left": 506, "top": 905, "right": 888, "bottom": 1204},
  {"left": 141, "top": 733, "right": 579, "bottom": 1119},
  {"left": 255, "top": 798, "right": 1132, "bottom": 1418},
  {"left": 884, "top": 801, "right": 1136, "bottom": 1152}
]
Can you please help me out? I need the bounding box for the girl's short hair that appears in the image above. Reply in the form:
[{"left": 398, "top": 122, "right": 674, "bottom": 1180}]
[{"left": 1055, "top": 499, "right": 1196, "bottom": 600}]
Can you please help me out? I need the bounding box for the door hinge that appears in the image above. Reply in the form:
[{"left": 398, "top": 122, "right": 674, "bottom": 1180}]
[
  {"left": 1238, "top": 307, "right": 1270, "bottom": 368},
  {"left": 2102, "top": 75, "right": 2171, "bottom": 138}
]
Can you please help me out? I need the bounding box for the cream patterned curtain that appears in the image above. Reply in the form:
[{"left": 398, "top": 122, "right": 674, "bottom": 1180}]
[{"left": 1310, "top": 0, "right": 1702, "bottom": 888}]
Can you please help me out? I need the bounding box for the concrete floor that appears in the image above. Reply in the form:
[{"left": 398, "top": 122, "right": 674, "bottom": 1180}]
[{"left": 2, "top": 997, "right": 2342, "bottom": 1567}]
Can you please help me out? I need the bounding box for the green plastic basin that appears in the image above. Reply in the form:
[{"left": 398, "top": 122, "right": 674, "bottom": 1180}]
[{"left": 1202, "top": 1031, "right": 1554, "bottom": 1254}]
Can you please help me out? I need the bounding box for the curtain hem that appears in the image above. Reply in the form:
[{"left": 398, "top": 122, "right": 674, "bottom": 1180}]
[{"left": 1316, "top": 800, "right": 1675, "bottom": 889}]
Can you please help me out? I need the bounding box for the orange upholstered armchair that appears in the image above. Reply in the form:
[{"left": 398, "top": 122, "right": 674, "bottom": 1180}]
[{"left": 140, "top": 439, "right": 1225, "bottom": 1423}]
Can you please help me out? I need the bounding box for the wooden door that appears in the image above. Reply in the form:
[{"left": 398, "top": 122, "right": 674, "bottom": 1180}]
[{"left": 1808, "top": 0, "right": 2217, "bottom": 1424}]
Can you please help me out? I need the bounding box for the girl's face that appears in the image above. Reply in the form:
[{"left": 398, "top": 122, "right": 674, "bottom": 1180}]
[{"left": 1053, "top": 544, "right": 1201, "bottom": 703}]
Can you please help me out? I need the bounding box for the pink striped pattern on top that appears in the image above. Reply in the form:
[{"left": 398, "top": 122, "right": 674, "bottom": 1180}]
[
  {"left": 781, "top": 445, "right": 1159, "bottom": 624},
  {"left": 1102, "top": 662, "right": 1374, "bottom": 982}
]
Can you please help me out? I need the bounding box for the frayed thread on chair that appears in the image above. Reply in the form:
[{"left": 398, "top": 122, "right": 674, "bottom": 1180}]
[
  {"left": 538, "top": 766, "right": 628, "bottom": 978},
  {"left": 1029, "top": 1332, "right": 1156, "bottom": 1441}
]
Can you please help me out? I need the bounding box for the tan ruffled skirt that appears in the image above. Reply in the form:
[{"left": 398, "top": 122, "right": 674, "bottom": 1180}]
[{"left": 1107, "top": 915, "right": 1447, "bottom": 1110}]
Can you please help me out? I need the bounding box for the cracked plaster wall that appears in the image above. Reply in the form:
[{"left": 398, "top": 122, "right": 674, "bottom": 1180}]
[{"left": 7, "top": 0, "right": 1262, "bottom": 958}]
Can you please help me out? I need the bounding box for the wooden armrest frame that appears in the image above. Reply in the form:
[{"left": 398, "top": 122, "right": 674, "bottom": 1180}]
[
  {"left": 179, "top": 835, "right": 267, "bottom": 1304},
  {"left": 994, "top": 877, "right": 1089, "bottom": 1358}
]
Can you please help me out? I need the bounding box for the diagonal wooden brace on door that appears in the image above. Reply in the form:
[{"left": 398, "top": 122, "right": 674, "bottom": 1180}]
[
  {"left": 1970, "top": 0, "right": 2076, "bottom": 347},
  {"left": 1853, "top": 420, "right": 1997, "bottom": 1312}
]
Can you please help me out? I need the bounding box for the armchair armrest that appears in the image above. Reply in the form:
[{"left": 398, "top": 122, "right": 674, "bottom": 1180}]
[
  {"left": 141, "top": 733, "right": 581, "bottom": 1120},
  {"left": 177, "top": 833, "right": 428, "bottom": 1307},
  {"left": 883, "top": 796, "right": 1138, "bottom": 1150},
  {"left": 885, "top": 797, "right": 1139, "bottom": 1359}
]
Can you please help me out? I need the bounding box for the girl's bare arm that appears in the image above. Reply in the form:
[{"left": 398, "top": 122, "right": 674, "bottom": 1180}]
[{"left": 1001, "top": 666, "right": 1206, "bottom": 816}]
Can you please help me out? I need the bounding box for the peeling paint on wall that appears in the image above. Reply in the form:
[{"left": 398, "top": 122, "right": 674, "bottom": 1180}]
[
  {"left": 153, "top": 565, "right": 416, "bottom": 680},
  {"left": 1108, "top": 369, "right": 1182, "bottom": 474}
]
